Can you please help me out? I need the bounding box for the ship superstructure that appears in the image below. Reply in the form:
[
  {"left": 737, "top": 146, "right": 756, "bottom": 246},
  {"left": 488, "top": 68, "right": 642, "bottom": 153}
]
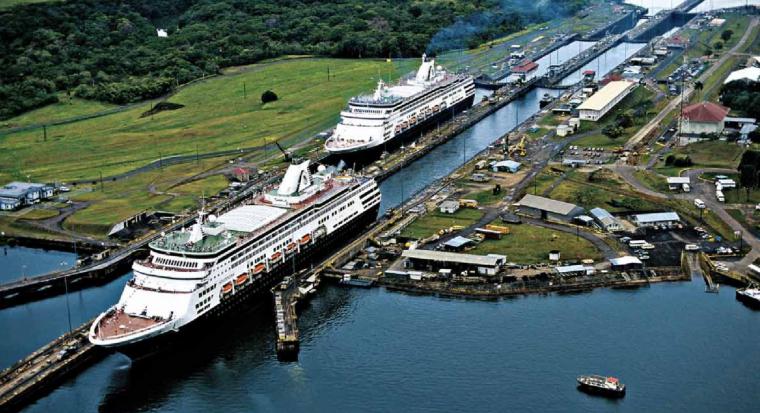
[
  {"left": 90, "top": 161, "right": 380, "bottom": 357},
  {"left": 325, "top": 54, "right": 475, "bottom": 155}
]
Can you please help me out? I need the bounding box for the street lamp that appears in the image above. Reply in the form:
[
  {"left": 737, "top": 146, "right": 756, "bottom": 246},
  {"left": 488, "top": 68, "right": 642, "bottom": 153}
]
[{"left": 61, "top": 261, "right": 73, "bottom": 333}]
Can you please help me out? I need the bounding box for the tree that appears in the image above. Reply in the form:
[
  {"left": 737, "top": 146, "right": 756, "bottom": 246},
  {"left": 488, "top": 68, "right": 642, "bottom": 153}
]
[
  {"left": 714, "top": 41, "right": 723, "bottom": 51},
  {"left": 665, "top": 154, "right": 676, "bottom": 166},
  {"left": 740, "top": 164, "right": 757, "bottom": 201},
  {"left": 261, "top": 90, "right": 278, "bottom": 104},
  {"left": 721, "top": 29, "right": 733, "bottom": 42},
  {"left": 615, "top": 113, "right": 633, "bottom": 128},
  {"left": 602, "top": 124, "right": 624, "bottom": 140}
]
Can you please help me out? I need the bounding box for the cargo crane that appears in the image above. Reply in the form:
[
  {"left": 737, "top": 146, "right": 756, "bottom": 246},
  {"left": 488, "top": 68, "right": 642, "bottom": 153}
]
[{"left": 274, "top": 141, "right": 292, "bottom": 162}]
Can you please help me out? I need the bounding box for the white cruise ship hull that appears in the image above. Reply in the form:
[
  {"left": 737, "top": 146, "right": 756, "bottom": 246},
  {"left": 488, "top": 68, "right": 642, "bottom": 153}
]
[
  {"left": 99, "top": 203, "right": 380, "bottom": 360},
  {"left": 325, "top": 94, "right": 475, "bottom": 158}
]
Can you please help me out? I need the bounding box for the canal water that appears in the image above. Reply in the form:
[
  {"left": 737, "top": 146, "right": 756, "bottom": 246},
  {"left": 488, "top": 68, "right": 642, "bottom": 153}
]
[
  {"left": 0, "top": 246, "right": 76, "bottom": 284},
  {"left": 19, "top": 280, "right": 760, "bottom": 412}
]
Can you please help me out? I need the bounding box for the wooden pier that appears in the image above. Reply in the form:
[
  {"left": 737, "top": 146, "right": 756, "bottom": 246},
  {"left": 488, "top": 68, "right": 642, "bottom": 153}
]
[{"left": 273, "top": 276, "right": 300, "bottom": 361}]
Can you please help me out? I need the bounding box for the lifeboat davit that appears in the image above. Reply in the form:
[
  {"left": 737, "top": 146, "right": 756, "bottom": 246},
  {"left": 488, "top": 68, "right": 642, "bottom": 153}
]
[
  {"left": 236, "top": 273, "right": 249, "bottom": 286},
  {"left": 299, "top": 234, "right": 311, "bottom": 245},
  {"left": 253, "top": 263, "right": 266, "bottom": 274},
  {"left": 222, "top": 282, "right": 233, "bottom": 295},
  {"left": 271, "top": 251, "right": 282, "bottom": 262}
]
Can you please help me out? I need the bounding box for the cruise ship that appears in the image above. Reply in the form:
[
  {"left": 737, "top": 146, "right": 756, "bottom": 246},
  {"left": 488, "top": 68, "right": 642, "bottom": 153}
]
[
  {"left": 89, "top": 161, "right": 381, "bottom": 358},
  {"left": 324, "top": 54, "right": 475, "bottom": 157}
]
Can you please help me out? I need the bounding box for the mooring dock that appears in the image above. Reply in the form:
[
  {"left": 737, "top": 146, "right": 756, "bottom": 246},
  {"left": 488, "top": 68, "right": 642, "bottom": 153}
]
[
  {"left": 0, "top": 320, "right": 105, "bottom": 412},
  {"left": 273, "top": 276, "right": 300, "bottom": 361}
]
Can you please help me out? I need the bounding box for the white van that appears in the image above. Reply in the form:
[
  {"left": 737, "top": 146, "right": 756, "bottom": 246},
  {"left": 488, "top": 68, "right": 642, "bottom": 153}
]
[
  {"left": 716, "top": 191, "right": 725, "bottom": 203},
  {"left": 641, "top": 243, "right": 656, "bottom": 250},
  {"left": 684, "top": 244, "right": 700, "bottom": 251},
  {"left": 629, "top": 240, "right": 647, "bottom": 248},
  {"left": 694, "top": 199, "right": 706, "bottom": 209}
]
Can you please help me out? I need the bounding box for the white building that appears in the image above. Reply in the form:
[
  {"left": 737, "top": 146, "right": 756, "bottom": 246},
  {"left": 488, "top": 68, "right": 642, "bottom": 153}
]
[
  {"left": 577, "top": 81, "right": 637, "bottom": 122},
  {"left": 439, "top": 200, "right": 460, "bottom": 214},
  {"left": 666, "top": 176, "right": 691, "bottom": 192},
  {"left": 633, "top": 212, "right": 681, "bottom": 228},
  {"left": 724, "top": 67, "right": 760, "bottom": 84},
  {"left": 680, "top": 101, "right": 730, "bottom": 137}
]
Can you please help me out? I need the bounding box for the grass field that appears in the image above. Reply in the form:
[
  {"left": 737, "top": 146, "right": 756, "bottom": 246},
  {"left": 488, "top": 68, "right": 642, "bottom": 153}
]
[
  {"left": 0, "top": 57, "right": 416, "bottom": 183},
  {"left": 62, "top": 157, "right": 230, "bottom": 237},
  {"left": 470, "top": 221, "right": 602, "bottom": 263},
  {"left": 1, "top": 97, "right": 115, "bottom": 129},
  {"left": 655, "top": 141, "right": 744, "bottom": 172},
  {"left": 686, "top": 15, "right": 749, "bottom": 59},
  {"left": 572, "top": 133, "right": 625, "bottom": 149},
  {"left": 547, "top": 169, "right": 661, "bottom": 212},
  {"left": 401, "top": 209, "right": 484, "bottom": 240}
]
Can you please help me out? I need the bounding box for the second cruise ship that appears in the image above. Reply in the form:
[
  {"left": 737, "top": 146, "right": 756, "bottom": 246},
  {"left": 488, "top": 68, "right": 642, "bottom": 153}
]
[{"left": 325, "top": 54, "right": 475, "bottom": 157}]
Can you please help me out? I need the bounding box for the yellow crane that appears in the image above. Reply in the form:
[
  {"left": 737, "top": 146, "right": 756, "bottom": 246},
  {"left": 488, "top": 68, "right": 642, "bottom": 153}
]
[{"left": 508, "top": 136, "right": 527, "bottom": 158}]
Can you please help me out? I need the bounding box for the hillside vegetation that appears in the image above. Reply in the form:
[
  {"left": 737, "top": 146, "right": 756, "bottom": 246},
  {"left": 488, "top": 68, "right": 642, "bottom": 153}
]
[{"left": 0, "top": 0, "right": 586, "bottom": 119}]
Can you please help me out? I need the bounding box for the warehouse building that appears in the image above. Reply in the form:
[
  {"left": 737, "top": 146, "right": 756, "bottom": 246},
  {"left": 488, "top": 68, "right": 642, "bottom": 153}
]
[
  {"left": 491, "top": 160, "right": 521, "bottom": 173},
  {"left": 610, "top": 256, "right": 644, "bottom": 271},
  {"left": 590, "top": 207, "right": 622, "bottom": 232},
  {"left": 439, "top": 200, "right": 460, "bottom": 214},
  {"left": 577, "top": 80, "right": 637, "bottom": 121},
  {"left": 633, "top": 212, "right": 681, "bottom": 228},
  {"left": 401, "top": 249, "right": 505, "bottom": 276},
  {"left": 0, "top": 182, "right": 54, "bottom": 211},
  {"left": 554, "top": 264, "right": 596, "bottom": 277},
  {"left": 516, "top": 194, "right": 585, "bottom": 222}
]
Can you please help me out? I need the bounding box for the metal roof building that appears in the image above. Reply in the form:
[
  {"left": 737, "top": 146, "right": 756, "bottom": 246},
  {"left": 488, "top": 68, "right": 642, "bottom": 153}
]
[
  {"left": 516, "top": 194, "right": 584, "bottom": 222},
  {"left": 577, "top": 81, "right": 637, "bottom": 122},
  {"left": 589, "top": 207, "right": 622, "bottom": 232},
  {"left": 491, "top": 160, "right": 521, "bottom": 173},
  {"left": 401, "top": 249, "right": 505, "bottom": 276},
  {"left": 633, "top": 212, "right": 681, "bottom": 227},
  {"left": 610, "top": 256, "right": 643, "bottom": 267},
  {"left": 554, "top": 264, "right": 595, "bottom": 276},
  {"left": 442, "top": 236, "right": 474, "bottom": 251},
  {"left": 0, "top": 182, "right": 54, "bottom": 210}
]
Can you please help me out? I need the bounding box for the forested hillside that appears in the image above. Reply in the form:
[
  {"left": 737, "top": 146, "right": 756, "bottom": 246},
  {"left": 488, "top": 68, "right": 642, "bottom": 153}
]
[{"left": 0, "top": 0, "right": 586, "bottom": 119}]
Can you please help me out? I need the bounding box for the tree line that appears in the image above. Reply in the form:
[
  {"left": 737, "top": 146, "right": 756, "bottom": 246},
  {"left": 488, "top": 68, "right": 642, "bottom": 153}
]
[{"left": 0, "top": 0, "right": 586, "bottom": 119}]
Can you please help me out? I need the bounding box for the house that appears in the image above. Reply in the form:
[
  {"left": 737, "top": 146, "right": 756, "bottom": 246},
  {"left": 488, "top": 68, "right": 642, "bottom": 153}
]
[
  {"left": 679, "top": 101, "right": 730, "bottom": 137},
  {"left": 556, "top": 124, "right": 571, "bottom": 137},
  {"left": 491, "top": 160, "right": 521, "bottom": 173},
  {"left": 0, "top": 182, "right": 54, "bottom": 210},
  {"left": 577, "top": 81, "right": 637, "bottom": 122},
  {"left": 439, "top": 200, "right": 460, "bottom": 214},
  {"left": 666, "top": 176, "right": 691, "bottom": 192},
  {"left": 507, "top": 60, "right": 539, "bottom": 83},
  {"left": 516, "top": 194, "right": 585, "bottom": 222},
  {"left": 232, "top": 167, "right": 251, "bottom": 182},
  {"left": 633, "top": 212, "right": 681, "bottom": 228},
  {"left": 590, "top": 207, "right": 622, "bottom": 232}
]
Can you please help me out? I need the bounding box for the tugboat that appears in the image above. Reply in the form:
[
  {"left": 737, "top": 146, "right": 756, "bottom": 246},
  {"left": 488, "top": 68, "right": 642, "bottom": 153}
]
[
  {"left": 577, "top": 375, "right": 626, "bottom": 398},
  {"left": 539, "top": 93, "right": 554, "bottom": 108},
  {"left": 736, "top": 283, "right": 760, "bottom": 308}
]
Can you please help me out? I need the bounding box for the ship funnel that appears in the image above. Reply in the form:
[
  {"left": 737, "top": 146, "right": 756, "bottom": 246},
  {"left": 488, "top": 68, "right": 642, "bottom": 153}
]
[{"left": 277, "top": 160, "right": 312, "bottom": 196}]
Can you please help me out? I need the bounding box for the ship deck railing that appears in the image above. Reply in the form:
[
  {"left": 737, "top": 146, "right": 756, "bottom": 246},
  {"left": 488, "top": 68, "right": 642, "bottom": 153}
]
[{"left": 94, "top": 309, "right": 169, "bottom": 340}]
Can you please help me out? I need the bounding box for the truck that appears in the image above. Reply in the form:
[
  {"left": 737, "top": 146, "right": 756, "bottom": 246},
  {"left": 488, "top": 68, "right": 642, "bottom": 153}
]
[
  {"left": 716, "top": 191, "right": 725, "bottom": 203},
  {"left": 694, "top": 199, "right": 706, "bottom": 209}
]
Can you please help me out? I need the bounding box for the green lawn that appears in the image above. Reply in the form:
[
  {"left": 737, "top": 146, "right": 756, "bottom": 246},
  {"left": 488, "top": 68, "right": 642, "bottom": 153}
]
[
  {"left": 633, "top": 170, "right": 671, "bottom": 193},
  {"left": 469, "top": 221, "right": 602, "bottom": 264},
  {"left": 572, "top": 133, "right": 625, "bottom": 149},
  {"left": 655, "top": 141, "right": 744, "bottom": 172},
  {"left": 401, "top": 208, "right": 484, "bottom": 240},
  {"left": 62, "top": 158, "right": 230, "bottom": 237},
  {"left": 1, "top": 97, "right": 115, "bottom": 129},
  {"left": 0, "top": 57, "right": 415, "bottom": 183},
  {"left": 464, "top": 188, "right": 503, "bottom": 206},
  {"left": 548, "top": 169, "right": 661, "bottom": 212}
]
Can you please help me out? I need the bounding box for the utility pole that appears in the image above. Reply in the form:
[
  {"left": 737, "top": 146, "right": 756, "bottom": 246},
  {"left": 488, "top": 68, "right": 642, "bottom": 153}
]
[
  {"left": 99, "top": 171, "right": 104, "bottom": 191},
  {"left": 61, "top": 261, "right": 72, "bottom": 333},
  {"left": 243, "top": 82, "right": 246, "bottom": 99},
  {"left": 43, "top": 125, "right": 47, "bottom": 142}
]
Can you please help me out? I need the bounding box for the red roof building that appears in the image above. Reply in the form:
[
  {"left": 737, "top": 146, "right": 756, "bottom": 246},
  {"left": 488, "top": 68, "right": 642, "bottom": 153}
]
[
  {"left": 680, "top": 101, "right": 730, "bottom": 138},
  {"left": 682, "top": 102, "right": 730, "bottom": 122},
  {"left": 513, "top": 60, "right": 538, "bottom": 73}
]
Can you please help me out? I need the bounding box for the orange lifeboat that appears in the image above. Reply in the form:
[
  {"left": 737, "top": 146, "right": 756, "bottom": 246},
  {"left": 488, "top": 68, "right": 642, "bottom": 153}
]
[
  {"left": 253, "top": 263, "right": 266, "bottom": 274},
  {"left": 395, "top": 125, "right": 402, "bottom": 133},
  {"left": 401, "top": 121, "right": 408, "bottom": 129},
  {"left": 270, "top": 251, "right": 282, "bottom": 262},
  {"left": 432, "top": 105, "right": 440, "bottom": 113},
  {"left": 222, "top": 282, "right": 233, "bottom": 295},
  {"left": 286, "top": 242, "right": 297, "bottom": 253},
  {"left": 299, "top": 234, "right": 311, "bottom": 245},
  {"left": 410, "top": 115, "right": 417, "bottom": 124},
  {"left": 235, "top": 273, "right": 248, "bottom": 286}
]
